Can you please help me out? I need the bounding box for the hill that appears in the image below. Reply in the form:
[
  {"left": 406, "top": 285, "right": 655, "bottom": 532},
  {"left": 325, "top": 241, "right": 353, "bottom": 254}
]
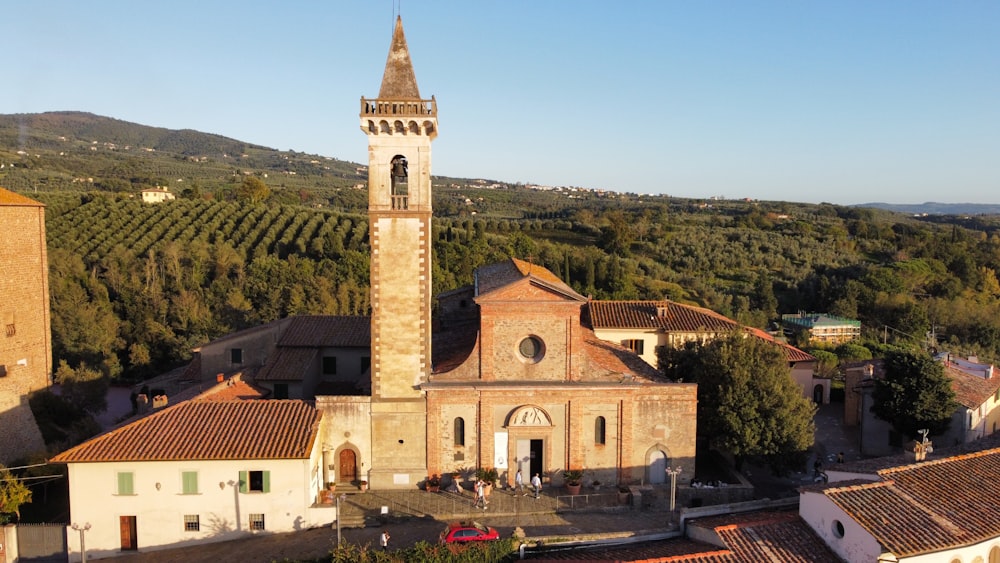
[
  {"left": 4, "top": 112, "right": 1000, "bottom": 383},
  {"left": 859, "top": 202, "right": 1000, "bottom": 216}
]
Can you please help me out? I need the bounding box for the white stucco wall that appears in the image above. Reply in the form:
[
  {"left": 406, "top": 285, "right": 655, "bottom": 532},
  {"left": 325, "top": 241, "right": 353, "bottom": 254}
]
[
  {"left": 800, "top": 490, "right": 883, "bottom": 563},
  {"left": 64, "top": 456, "right": 332, "bottom": 561},
  {"left": 590, "top": 327, "right": 661, "bottom": 368}
]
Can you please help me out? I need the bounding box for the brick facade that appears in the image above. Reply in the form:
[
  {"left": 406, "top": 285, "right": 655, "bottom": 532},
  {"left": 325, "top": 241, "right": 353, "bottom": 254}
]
[{"left": 0, "top": 188, "right": 50, "bottom": 463}]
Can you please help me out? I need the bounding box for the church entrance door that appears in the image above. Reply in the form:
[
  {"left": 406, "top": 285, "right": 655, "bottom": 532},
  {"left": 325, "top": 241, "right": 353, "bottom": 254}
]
[
  {"left": 339, "top": 449, "right": 357, "bottom": 483},
  {"left": 516, "top": 439, "right": 544, "bottom": 482}
]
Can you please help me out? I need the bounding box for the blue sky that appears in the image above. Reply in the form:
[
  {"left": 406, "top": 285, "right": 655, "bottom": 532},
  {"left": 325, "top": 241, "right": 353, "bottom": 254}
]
[{"left": 6, "top": 1, "right": 998, "bottom": 205}]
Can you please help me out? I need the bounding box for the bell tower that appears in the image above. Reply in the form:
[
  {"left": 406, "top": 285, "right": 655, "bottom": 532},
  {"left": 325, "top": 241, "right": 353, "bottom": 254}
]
[{"left": 360, "top": 16, "right": 437, "bottom": 488}]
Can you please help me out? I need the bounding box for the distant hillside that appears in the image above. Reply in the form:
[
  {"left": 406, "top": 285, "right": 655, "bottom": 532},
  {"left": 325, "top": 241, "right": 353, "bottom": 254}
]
[{"left": 859, "top": 202, "right": 1000, "bottom": 216}]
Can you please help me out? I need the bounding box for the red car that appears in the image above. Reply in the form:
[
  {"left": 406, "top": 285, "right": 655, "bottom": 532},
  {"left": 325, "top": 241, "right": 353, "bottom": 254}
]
[{"left": 440, "top": 521, "right": 500, "bottom": 544}]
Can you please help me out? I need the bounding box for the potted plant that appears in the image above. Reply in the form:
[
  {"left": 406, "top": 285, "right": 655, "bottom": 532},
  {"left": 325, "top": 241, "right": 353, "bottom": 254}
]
[
  {"left": 592, "top": 479, "right": 602, "bottom": 491},
  {"left": 563, "top": 469, "right": 584, "bottom": 495},
  {"left": 426, "top": 474, "right": 441, "bottom": 492},
  {"left": 359, "top": 480, "right": 368, "bottom": 492}
]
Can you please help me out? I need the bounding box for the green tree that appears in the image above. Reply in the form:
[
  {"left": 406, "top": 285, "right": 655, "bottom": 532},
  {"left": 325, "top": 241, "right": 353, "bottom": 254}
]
[
  {"left": 54, "top": 361, "right": 109, "bottom": 415},
  {"left": 872, "top": 351, "right": 956, "bottom": 440},
  {"left": 235, "top": 176, "right": 271, "bottom": 204},
  {"left": 660, "top": 333, "right": 816, "bottom": 471},
  {"left": 0, "top": 465, "right": 32, "bottom": 522}
]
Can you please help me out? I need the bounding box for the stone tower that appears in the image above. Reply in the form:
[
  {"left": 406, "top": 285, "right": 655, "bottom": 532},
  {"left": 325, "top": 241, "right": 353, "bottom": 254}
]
[
  {"left": 0, "top": 187, "right": 50, "bottom": 463},
  {"left": 360, "top": 16, "right": 437, "bottom": 487}
]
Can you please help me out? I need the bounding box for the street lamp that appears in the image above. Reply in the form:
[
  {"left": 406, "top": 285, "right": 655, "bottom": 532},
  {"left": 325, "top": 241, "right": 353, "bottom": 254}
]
[
  {"left": 70, "top": 523, "right": 91, "bottom": 563},
  {"left": 665, "top": 466, "right": 683, "bottom": 522},
  {"left": 336, "top": 493, "right": 347, "bottom": 545}
]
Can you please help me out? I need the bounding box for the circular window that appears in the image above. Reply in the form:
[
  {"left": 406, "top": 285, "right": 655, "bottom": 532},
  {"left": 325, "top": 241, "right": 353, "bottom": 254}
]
[
  {"left": 518, "top": 336, "right": 545, "bottom": 363},
  {"left": 832, "top": 520, "right": 845, "bottom": 538}
]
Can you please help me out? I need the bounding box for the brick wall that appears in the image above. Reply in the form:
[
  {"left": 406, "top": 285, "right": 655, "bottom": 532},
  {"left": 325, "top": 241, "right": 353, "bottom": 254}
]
[{"left": 0, "top": 196, "right": 50, "bottom": 463}]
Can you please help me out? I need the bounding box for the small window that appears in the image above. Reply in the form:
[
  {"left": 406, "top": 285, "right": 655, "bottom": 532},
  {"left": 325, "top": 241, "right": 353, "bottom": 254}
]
[
  {"left": 322, "top": 356, "right": 337, "bottom": 375},
  {"left": 231, "top": 348, "right": 243, "bottom": 365},
  {"left": 832, "top": 519, "right": 845, "bottom": 538},
  {"left": 623, "top": 339, "right": 645, "bottom": 355},
  {"left": 518, "top": 336, "right": 545, "bottom": 363},
  {"left": 239, "top": 470, "right": 270, "bottom": 493},
  {"left": 117, "top": 472, "right": 134, "bottom": 495},
  {"left": 595, "top": 416, "right": 606, "bottom": 445},
  {"left": 181, "top": 471, "right": 198, "bottom": 494},
  {"left": 184, "top": 514, "right": 200, "bottom": 532},
  {"left": 249, "top": 513, "right": 265, "bottom": 531},
  {"left": 454, "top": 417, "right": 465, "bottom": 447},
  {"left": 274, "top": 383, "right": 289, "bottom": 399}
]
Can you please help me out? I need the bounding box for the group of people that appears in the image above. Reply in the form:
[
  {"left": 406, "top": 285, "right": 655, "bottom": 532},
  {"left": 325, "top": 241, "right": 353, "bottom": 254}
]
[{"left": 514, "top": 470, "right": 543, "bottom": 499}]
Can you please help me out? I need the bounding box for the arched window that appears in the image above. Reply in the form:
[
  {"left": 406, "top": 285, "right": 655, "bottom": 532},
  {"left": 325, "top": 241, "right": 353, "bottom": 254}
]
[
  {"left": 989, "top": 545, "right": 1000, "bottom": 563},
  {"left": 454, "top": 417, "right": 465, "bottom": 447},
  {"left": 595, "top": 416, "right": 606, "bottom": 445}
]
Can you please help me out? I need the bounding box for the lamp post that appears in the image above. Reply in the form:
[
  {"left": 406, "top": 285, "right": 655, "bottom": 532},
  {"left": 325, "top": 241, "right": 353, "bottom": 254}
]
[
  {"left": 665, "top": 466, "right": 682, "bottom": 523},
  {"left": 70, "top": 523, "right": 91, "bottom": 563},
  {"left": 336, "top": 493, "right": 347, "bottom": 545}
]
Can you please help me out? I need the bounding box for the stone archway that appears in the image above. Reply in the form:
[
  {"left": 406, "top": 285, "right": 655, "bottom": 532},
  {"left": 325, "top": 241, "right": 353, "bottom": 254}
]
[{"left": 645, "top": 445, "right": 671, "bottom": 484}]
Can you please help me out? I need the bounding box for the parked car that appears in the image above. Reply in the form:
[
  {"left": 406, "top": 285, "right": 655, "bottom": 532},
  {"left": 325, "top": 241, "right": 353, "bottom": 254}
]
[{"left": 440, "top": 521, "right": 500, "bottom": 543}]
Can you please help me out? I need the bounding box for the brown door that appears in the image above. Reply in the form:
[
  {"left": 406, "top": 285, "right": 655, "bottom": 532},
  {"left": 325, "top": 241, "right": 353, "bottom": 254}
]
[
  {"left": 120, "top": 516, "right": 137, "bottom": 551},
  {"left": 339, "top": 449, "right": 357, "bottom": 483}
]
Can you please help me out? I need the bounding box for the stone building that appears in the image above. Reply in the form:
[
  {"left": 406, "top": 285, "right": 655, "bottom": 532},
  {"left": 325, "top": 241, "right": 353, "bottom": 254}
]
[
  {"left": 309, "top": 17, "right": 696, "bottom": 491},
  {"left": 0, "top": 187, "right": 50, "bottom": 463}
]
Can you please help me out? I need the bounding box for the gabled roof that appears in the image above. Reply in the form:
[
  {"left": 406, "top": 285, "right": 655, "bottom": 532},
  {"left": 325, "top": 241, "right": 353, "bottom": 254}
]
[
  {"left": 589, "top": 300, "right": 738, "bottom": 332},
  {"left": 0, "top": 187, "right": 44, "bottom": 206},
  {"left": 50, "top": 400, "right": 320, "bottom": 463},
  {"left": 378, "top": 16, "right": 421, "bottom": 100},
  {"left": 817, "top": 447, "right": 1000, "bottom": 557},
  {"left": 947, "top": 365, "right": 1000, "bottom": 409},
  {"left": 279, "top": 315, "right": 370, "bottom": 348},
  {"left": 588, "top": 300, "right": 816, "bottom": 364},
  {"left": 474, "top": 258, "right": 585, "bottom": 301}
]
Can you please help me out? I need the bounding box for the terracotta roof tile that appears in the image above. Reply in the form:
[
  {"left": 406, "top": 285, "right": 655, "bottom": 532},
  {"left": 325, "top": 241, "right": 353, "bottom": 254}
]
[
  {"left": 947, "top": 365, "right": 1000, "bottom": 409},
  {"left": 525, "top": 538, "right": 733, "bottom": 561},
  {"left": 475, "top": 259, "right": 584, "bottom": 300},
  {"left": 50, "top": 400, "right": 320, "bottom": 463},
  {"left": 279, "top": 315, "right": 370, "bottom": 347},
  {"left": 0, "top": 187, "right": 44, "bottom": 206},
  {"left": 582, "top": 329, "right": 665, "bottom": 382},
  {"left": 589, "top": 300, "right": 738, "bottom": 332},
  {"left": 821, "top": 448, "right": 1000, "bottom": 556},
  {"left": 715, "top": 511, "right": 841, "bottom": 562},
  {"left": 588, "top": 301, "right": 815, "bottom": 363}
]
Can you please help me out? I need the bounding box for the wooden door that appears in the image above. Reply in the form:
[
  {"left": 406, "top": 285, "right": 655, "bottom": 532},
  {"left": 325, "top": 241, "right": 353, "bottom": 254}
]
[
  {"left": 339, "top": 449, "right": 357, "bottom": 483},
  {"left": 119, "top": 515, "right": 137, "bottom": 551}
]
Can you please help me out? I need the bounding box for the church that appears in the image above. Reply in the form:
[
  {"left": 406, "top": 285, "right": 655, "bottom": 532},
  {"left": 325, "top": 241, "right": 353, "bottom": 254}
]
[{"left": 312, "top": 16, "right": 696, "bottom": 491}]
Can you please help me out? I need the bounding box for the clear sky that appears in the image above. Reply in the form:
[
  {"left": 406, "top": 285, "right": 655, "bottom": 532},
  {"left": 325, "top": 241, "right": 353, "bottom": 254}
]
[{"left": 6, "top": 1, "right": 998, "bottom": 205}]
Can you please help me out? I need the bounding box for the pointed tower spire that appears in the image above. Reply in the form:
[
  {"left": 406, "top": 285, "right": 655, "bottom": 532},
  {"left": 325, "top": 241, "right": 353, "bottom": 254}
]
[{"left": 378, "top": 16, "right": 421, "bottom": 100}]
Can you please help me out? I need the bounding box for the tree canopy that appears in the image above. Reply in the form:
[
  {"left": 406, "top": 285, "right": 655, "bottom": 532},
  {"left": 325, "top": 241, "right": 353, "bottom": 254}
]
[
  {"left": 0, "top": 465, "right": 32, "bottom": 522},
  {"left": 871, "top": 351, "right": 957, "bottom": 440},
  {"left": 660, "top": 333, "right": 816, "bottom": 470}
]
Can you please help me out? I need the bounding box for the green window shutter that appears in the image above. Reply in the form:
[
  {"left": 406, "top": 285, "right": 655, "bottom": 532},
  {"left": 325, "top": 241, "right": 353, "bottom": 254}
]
[
  {"left": 239, "top": 471, "right": 248, "bottom": 493},
  {"left": 182, "top": 471, "right": 198, "bottom": 494},
  {"left": 118, "top": 472, "right": 134, "bottom": 495},
  {"left": 262, "top": 471, "right": 270, "bottom": 493}
]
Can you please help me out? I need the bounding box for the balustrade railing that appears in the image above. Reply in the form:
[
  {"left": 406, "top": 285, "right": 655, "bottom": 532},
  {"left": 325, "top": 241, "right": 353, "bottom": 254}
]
[
  {"left": 361, "top": 97, "right": 437, "bottom": 117},
  {"left": 391, "top": 195, "right": 409, "bottom": 210}
]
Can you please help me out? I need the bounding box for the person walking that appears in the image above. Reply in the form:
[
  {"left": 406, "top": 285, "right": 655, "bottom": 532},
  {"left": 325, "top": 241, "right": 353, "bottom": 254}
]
[
  {"left": 380, "top": 530, "right": 390, "bottom": 551},
  {"left": 474, "top": 479, "right": 488, "bottom": 509},
  {"left": 515, "top": 469, "right": 525, "bottom": 495},
  {"left": 531, "top": 473, "right": 542, "bottom": 499}
]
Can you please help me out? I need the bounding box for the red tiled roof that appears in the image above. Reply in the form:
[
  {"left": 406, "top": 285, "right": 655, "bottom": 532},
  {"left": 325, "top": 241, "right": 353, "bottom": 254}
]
[
  {"left": 475, "top": 259, "right": 584, "bottom": 300},
  {"left": 0, "top": 187, "right": 44, "bottom": 206},
  {"left": 821, "top": 447, "right": 1000, "bottom": 557},
  {"left": 715, "top": 512, "right": 841, "bottom": 562},
  {"left": 589, "top": 300, "right": 738, "bottom": 332},
  {"left": 588, "top": 301, "right": 815, "bottom": 364},
  {"left": 947, "top": 365, "right": 1000, "bottom": 409},
  {"left": 196, "top": 378, "right": 269, "bottom": 401},
  {"left": 582, "top": 329, "right": 665, "bottom": 382},
  {"left": 50, "top": 400, "right": 320, "bottom": 463},
  {"left": 279, "top": 315, "right": 370, "bottom": 347},
  {"left": 525, "top": 538, "right": 732, "bottom": 561}
]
